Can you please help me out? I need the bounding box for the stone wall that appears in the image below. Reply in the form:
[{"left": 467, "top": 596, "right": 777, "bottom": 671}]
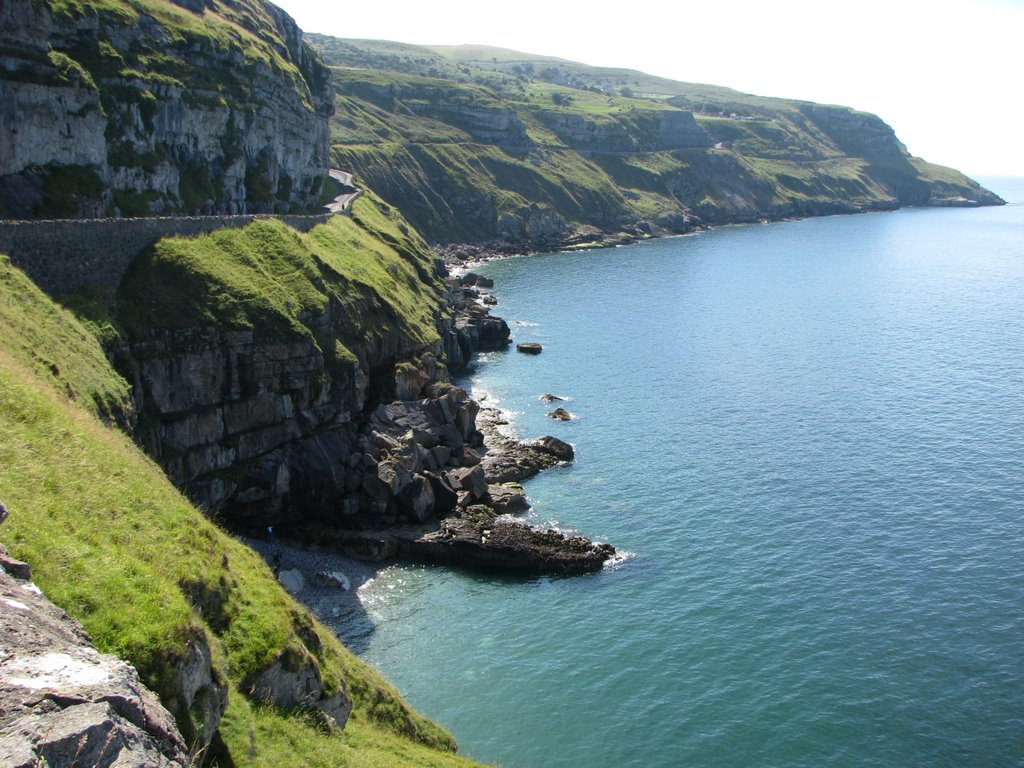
[{"left": 0, "top": 213, "right": 332, "bottom": 295}]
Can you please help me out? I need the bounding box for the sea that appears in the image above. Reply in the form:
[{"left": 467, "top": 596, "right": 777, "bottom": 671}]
[{"left": 327, "top": 178, "right": 1024, "bottom": 768}]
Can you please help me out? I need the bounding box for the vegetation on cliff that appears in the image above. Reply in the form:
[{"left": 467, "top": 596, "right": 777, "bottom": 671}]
[
  {"left": 117, "top": 195, "right": 443, "bottom": 350},
  {"left": 0, "top": 249, "right": 484, "bottom": 766},
  {"left": 0, "top": 0, "right": 332, "bottom": 218},
  {"left": 309, "top": 37, "right": 1002, "bottom": 247}
]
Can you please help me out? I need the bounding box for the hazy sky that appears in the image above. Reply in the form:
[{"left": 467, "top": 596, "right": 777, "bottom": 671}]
[{"left": 273, "top": 0, "right": 1022, "bottom": 177}]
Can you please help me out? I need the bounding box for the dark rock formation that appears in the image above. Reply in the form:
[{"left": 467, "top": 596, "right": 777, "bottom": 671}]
[
  {"left": 0, "top": 542, "right": 191, "bottom": 767},
  {"left": 408, "top": 511, "right": 614, "bottom": 575},
  {"left": 516, "top": 342, "right": 543, "bottom": 355},
  {"left": 547, "top": 407, "right": 573, "bottom": 421},
  {"left": 477, "top": 409, "right": 575, "bottom": 483}
]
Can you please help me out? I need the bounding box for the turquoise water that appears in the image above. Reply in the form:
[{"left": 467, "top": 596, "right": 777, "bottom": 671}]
[{"left": 337, "top": 179, "right": 1024, "bottom": 768}]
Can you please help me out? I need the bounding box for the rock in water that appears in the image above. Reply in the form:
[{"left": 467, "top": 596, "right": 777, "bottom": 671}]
[
  {"left": 540, "top": 393, "right": 566, "bottom": 402},
  {"left": 547, "top": 407, "right": 573, "bottom": 421},
  {"left": 536, "top": 436, "right": 575, "bottom": 461},
  {"left": 516, "top": 342, "right": 543, "bottom": 354}
]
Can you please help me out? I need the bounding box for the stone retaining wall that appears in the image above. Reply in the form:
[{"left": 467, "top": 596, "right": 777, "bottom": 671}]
[{"left": 0, "top": 213, "right": 332, "bottom": 295}]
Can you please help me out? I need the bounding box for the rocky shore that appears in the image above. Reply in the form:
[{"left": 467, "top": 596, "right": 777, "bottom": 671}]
[
  {"left": 267, "top": 270, "right": 616, "bottom": 576},
  {"left": 294, "top": 399, "right": 615, "bottom": 576}
]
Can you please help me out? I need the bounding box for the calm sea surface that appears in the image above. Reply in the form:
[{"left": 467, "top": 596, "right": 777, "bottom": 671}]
[{"left": 331, "top": 178, "right": 1024, "bottom": 768}]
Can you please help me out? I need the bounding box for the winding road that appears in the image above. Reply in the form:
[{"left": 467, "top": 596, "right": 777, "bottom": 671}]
[{"left": 325, "top": 169, "right": 361, "bottom": 213}]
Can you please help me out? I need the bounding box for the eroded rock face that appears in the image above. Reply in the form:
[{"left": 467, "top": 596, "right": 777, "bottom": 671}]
[
  {"left": 0, "top": 0, "right": 332, "bottom": 218},
  {"left": 246, "top": 653, "right": 351, "bottom": 729},
  {"left": 126, "top": 275, "right": 511, "bottom": 533},
  {"left": 0, "top": 544, "right": 191, "bottom": 768}
]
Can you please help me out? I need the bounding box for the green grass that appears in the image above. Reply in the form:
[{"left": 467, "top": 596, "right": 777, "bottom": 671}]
[
  {"left": 523, "top": 81, "right": 672, "bottom": 114},
  {"left": 115, "top": 204, "right": 444, "bottom": 354},
  {"left": 0, "top": 254, "right": 484, "bottom": 765},
  {"left": 314, "top": 34, "right": 999, "bottom": 242},
  {"left": 0, "top": 255, "right": 131, "bottom": 422}
]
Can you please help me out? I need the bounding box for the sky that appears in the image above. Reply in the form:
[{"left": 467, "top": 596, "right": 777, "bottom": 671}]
[{"left": 272, "top": 0, "right": 1023, "bottom": 177}]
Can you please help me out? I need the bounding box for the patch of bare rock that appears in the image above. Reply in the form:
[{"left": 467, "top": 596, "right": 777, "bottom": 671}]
[{"left": 0, "top": 525, "right": 191, "bottom": 767}]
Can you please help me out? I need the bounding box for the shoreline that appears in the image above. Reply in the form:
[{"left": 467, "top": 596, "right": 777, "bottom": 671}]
[
  {"left": 262, "top": 269, "right": 616, "bottom": 577},
  {"left": 433, "top": 192, "right": 1010, "bottom": 271}
]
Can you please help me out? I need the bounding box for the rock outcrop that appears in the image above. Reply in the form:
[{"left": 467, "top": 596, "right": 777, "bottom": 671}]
[
  {"left": 537, "top": 108, "right": 711, "bottom": 153},
  {"left": 0, "top": 541, "right": 191, "bottom": 768},
  {"left": 0, "top": 0, "right": 332, "bottom": 218}
]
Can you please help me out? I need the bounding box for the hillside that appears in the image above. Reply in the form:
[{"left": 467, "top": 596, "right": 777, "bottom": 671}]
[
  {"left": 309, "top": 37, "right": 1002, "bottom": 248},
  {"left": 0, "top": 245, "right": 486, "bottom": 767},
  {"left": 0, "top": 0, "right": 332, "bottom": 218}
]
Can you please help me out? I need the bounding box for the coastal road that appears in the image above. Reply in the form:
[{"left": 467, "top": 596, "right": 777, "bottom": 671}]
[{"left": 325, "top": 169, "right": 361, "bottom": 213}]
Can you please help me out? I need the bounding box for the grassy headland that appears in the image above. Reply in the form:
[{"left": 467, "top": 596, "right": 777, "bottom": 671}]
[
  {"left": 310, "top": 37, "right": 1002, "bottom": 247},
  {"left": 0, "top": 208, "right": 484, "bottom": 765}
]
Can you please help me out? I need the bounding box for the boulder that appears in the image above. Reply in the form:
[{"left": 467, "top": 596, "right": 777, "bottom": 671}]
[
  {"left": 313, "top": 571, "right": 351, "bottom": 591},
  {"left": 426, "top": 473, "right": 459, "bottom": 515},
  {"left": 516, "top": 342, "right": 543, "bottom": 355},
  {"left": 399, "top": 474, "right": 435, "bottom": 522},
  {"left": 0, "top": 544, "right": 31, "bottom": 581},
  {"left": 540, "top": 393, "right": 566, "bottom": 402},
  {"left": 446, "top": 465, "right": 489, "bottom": 502},
  {"left": 487, "top": 484, "right": 530, "bottom": 515},
  {"left": 536, "top": 436, "right": 575, "bottom": 461},
  {"left": 277, "top": 568, "right": 304, "bottom": 594},
  {"left": 547, "top": 407, "right": 573, "bottom": 421}
]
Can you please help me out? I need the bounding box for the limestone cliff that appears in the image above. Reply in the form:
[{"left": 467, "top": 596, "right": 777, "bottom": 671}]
[
  {"left": 100, "top": 201, "right": 510, "bottom": 535},
  {"left": 0, "top": 0, "right": 332, "bottom": 218},
  {"left": 315, "top": 38, "right": 1003, "bottom": 247}
]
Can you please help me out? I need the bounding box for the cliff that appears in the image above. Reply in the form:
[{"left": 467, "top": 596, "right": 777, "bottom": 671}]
[
  {"left": 310, "top": 37, "right": 1003, "bottom": 247},
  {"left": 0, "top": 0, "right": 332, "bottom": 218},
  {"left": 0, "top": 252, "right": 484, "bottom": 767}
]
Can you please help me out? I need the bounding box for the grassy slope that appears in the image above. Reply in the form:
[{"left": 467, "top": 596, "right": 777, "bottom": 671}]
[
  {"left": 117, "top": 195, "right": 445, "bottom": 355},
  {"left": 0, "top": 223, "right": 484, "bottom": 766},
  {"left": 312, "top": 38, "right": 999, "bottom": 243}
]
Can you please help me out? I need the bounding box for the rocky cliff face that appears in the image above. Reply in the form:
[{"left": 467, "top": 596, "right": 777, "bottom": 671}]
[
  {"left": 315, "top": 37, "right": 1003, "bottom": 248},
  {"left": 537, "top": 108, "right": 711, "bottom": 153},
  {"left": 104, "top": 209, "right": 511, "bottom": 537},
  {"left": 0, "top": 0, "right": 332, "bottom": 218},
  {"left": 0, "top": 537, "right": 191, "bottom": 768},
  {"left": 131, "top": 280, "right": 508, "bottom": 532}
]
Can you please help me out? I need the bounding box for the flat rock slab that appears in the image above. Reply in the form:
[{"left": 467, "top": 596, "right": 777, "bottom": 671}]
[{"left": 408, "top": 516, "right": 615, "bottom": 575}]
